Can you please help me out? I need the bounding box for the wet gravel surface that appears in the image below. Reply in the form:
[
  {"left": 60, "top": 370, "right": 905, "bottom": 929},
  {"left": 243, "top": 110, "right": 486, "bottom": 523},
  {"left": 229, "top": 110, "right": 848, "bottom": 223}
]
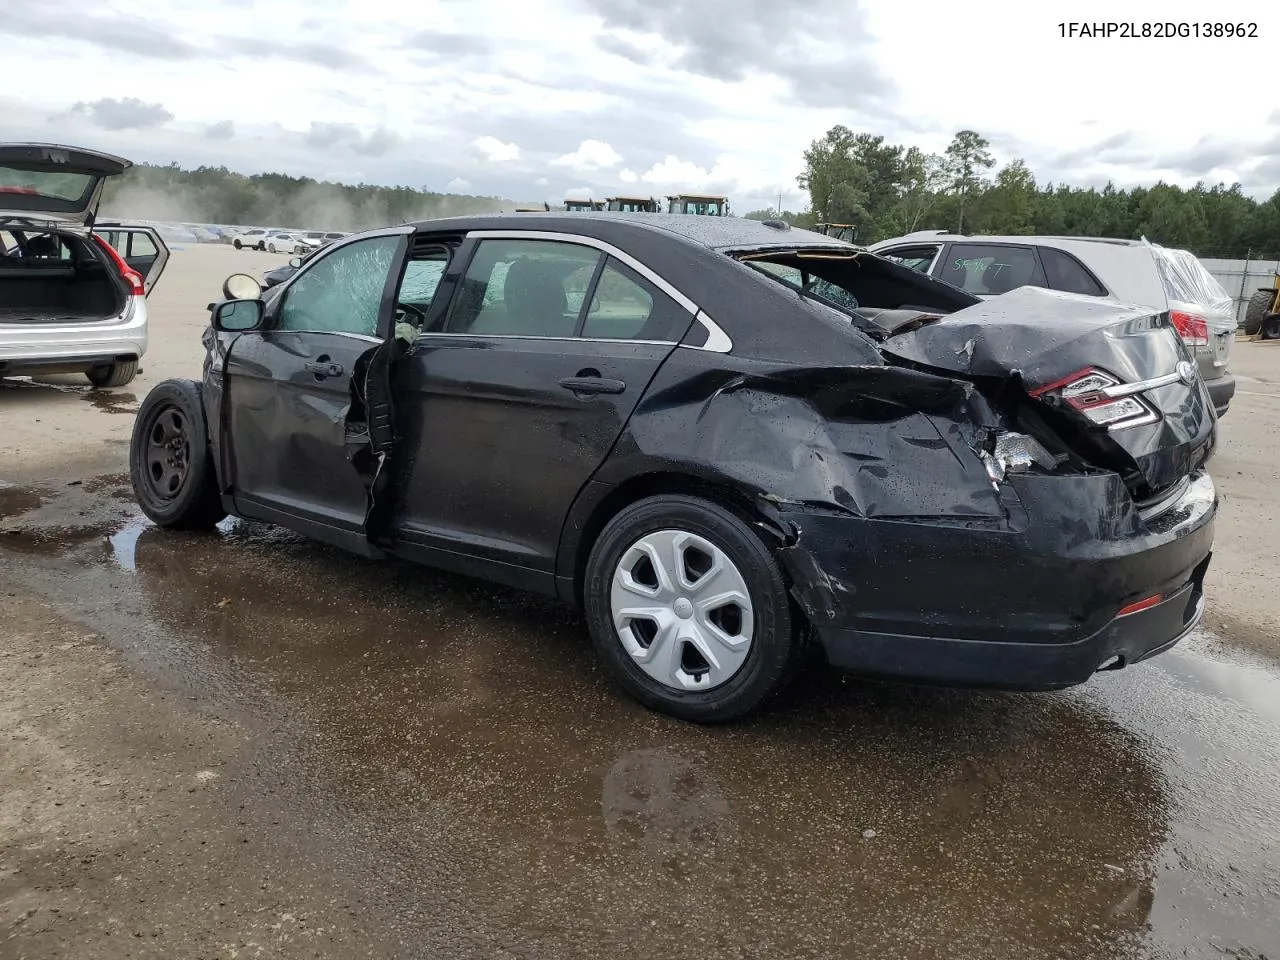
[{"left": 2, "top": 475, "right": 1279, "bottom": 960}]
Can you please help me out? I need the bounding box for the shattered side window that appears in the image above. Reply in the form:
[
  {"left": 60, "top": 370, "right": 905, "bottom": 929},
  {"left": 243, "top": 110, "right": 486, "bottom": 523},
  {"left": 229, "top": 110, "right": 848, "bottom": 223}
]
[
  {"left": 397, "top": 254, "right": 448, "bottom": 309},
  {"left": 278, "top": 235, "right": 399, "bottom": 336}
]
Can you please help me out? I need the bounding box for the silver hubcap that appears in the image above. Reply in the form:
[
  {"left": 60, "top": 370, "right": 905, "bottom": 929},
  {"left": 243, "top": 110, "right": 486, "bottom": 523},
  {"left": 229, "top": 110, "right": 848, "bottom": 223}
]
[{"left": 610, "top": 529, "right": 755, "bottom": 692}]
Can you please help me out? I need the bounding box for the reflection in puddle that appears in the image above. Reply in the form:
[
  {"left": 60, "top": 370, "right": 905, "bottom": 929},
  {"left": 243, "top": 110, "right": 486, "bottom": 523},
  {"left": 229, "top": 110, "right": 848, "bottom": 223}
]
[
  {"left": 108, "top": 518, "right": 148, "bottom": 571},
  {"left": 6, "top": 502, "right": 1280, "bottom": 957}
]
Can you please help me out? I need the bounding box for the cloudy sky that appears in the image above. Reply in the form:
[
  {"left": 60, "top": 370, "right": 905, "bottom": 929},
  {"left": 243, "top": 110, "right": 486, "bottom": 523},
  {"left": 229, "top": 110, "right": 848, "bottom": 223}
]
[{"left": 3, "top": 0, "right": 1277, "bottom": 212}]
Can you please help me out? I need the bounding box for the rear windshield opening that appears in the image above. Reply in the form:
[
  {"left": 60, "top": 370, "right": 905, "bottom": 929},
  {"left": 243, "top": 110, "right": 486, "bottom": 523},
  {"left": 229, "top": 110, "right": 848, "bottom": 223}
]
[
  {"left": 0, "top": 166, "right": 96, "bottom": 213},
  {"left": 734, "top": 249, "right": 977, "bottom": 337}
]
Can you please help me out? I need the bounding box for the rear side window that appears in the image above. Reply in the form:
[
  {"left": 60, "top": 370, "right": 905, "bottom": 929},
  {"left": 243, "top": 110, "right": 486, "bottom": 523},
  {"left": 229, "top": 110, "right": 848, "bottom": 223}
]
[
  {"left": 939, "top": 244, "right": 1046, "bottom": 295},
  {"left": 1039, "top": 246, "right": 1106, "bottom": 296},
  {"left": 879, "top": 245, "right": 939, "bottom": 273},
  {"left": 446, "top": 238, "right": 600, "bottom": 337},
  {"left": 581, "top": 258, "right": 689, "bottom": 341}
]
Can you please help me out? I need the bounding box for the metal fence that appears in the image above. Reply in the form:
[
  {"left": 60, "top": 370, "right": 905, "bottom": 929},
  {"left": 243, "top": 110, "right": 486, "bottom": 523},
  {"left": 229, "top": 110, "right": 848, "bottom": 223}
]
[{"left": 1201, "top": 257, "right": 1279, "bottom": 327}]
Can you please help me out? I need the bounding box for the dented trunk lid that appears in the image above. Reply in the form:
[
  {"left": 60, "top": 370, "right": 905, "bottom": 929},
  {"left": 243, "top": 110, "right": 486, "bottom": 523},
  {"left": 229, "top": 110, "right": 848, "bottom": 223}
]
[{"left": 881, "top": 286, "right": 1216, "bottom": 497}]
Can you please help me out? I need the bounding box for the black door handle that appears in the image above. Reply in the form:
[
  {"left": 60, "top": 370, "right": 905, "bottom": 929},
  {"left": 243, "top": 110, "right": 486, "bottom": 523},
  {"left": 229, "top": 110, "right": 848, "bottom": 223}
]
[
  {"left": 305, "top": 357, "right": 344, "bottom": 378},
  {"left": 559, "top": 376, "right": 626, "bottom": 395}
]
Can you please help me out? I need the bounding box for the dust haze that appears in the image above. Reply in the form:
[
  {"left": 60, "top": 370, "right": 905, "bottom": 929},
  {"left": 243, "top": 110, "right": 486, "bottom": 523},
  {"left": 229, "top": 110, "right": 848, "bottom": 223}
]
[{"left": 100, "top": 163, "right": 510, "bottom": 232}]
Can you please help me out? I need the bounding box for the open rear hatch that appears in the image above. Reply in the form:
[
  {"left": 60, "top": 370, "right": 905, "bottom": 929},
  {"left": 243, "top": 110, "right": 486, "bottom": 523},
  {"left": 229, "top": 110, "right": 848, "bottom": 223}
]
[
  {"left": 0, "top": 143, "right": 131, "bottom": 232},
  {"left": 881, "top": 286, "right": 1216, "bottom": 498}
]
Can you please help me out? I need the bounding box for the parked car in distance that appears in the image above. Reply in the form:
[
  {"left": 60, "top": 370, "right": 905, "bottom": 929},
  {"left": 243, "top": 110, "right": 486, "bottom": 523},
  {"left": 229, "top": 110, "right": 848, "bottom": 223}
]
[
  {"left": 266, "top": 232, "right": 307, "bottom": 254},
  {"left": 261, "top": 250, "right": 316, "bottom": 289},
  {"left": 0, "top": 143, "right": 169, "bottom": 388},
  {"left": 231, "top": 228, "right": 269, "bottom": 250},
  {"left": 868, "top": 231, "right": 1237, "bottom": 416},
  {"left": 130, "top": 215, "right": 1217, "bottom": 722},
  {"left": 297, "top": 231, "right": 326, "bottom": 251}
]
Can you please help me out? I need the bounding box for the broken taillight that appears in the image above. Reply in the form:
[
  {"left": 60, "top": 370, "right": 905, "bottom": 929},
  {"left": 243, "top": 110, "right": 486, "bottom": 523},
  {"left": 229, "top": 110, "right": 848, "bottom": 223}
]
[
  {"left": 1030, "top": 367, "right": 1157, "bottom": 430},
  {"left": 1169, "top": 311, "right": 1209, "bottom": 348}
]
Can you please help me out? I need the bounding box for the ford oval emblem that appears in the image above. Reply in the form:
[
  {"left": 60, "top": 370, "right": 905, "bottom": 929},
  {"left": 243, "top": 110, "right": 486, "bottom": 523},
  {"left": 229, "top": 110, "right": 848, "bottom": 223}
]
[{"left": 1177, "top": 360, "right": 1196, "bottom": 385}]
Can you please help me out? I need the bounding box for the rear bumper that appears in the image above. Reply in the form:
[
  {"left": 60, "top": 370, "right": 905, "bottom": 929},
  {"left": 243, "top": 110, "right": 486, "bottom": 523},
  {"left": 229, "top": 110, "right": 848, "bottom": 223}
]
[
  {"left": 777, "top": 470, "right": 1216, "bottom": 690},
  {"left": 817, "top": 558, "right": 1207, "bottom": 690},
  {"left": 1204, "top": 374, "right": 1236, "bottom": 417},
  {"left": 0, "top": 297, "right": 147, "bottom": 370}
]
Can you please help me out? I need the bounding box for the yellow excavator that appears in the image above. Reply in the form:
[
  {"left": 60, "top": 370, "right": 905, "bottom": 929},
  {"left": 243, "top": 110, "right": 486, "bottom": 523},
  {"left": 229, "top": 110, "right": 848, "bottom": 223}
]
[{"left": 1243, "top": 268, "right": 1280, "bottom": 339}]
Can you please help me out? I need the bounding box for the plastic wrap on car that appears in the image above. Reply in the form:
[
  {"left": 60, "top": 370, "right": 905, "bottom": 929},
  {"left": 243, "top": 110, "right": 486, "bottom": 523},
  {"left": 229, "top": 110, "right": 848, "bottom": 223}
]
[{"left": 1146, "top": 242, "right": 1235, "bottom": 331}]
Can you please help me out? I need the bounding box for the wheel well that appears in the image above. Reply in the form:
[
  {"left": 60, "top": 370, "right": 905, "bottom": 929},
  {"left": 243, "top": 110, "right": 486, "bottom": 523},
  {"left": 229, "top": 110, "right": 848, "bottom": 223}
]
[{"left": 568, "top": 471, "right": 774, "bottom": 608}]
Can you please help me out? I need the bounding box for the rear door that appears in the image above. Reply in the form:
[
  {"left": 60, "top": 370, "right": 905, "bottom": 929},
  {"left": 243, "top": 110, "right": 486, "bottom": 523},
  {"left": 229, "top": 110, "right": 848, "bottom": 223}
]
[
  {"left": 95, "top": 225, "right": 169, "bottom": 294},
  {"left": 390, "top": 230, "right": 694, "bottom": 574},
  {"left": 220, "top": 229, "right": 410, "bottom": 555}
]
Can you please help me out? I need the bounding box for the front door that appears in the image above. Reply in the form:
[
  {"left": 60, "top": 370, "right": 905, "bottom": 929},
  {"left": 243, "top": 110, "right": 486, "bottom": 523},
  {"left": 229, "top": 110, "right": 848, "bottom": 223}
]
[
  {"left": 390, "top": 233, "right": 693, "bottom": 578},
  {"left": 221, "top": 231, "right": 409, "bottom": 555}
]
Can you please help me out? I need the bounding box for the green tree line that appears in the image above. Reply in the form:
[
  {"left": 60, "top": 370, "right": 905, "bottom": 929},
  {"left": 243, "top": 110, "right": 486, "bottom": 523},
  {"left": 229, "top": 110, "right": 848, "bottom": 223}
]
[
  {"left": 100, "top": 162, "right": 505, "bottom": 232},
  {"left": 749, "top": 126, "right": 1280, "bottom": 259}
]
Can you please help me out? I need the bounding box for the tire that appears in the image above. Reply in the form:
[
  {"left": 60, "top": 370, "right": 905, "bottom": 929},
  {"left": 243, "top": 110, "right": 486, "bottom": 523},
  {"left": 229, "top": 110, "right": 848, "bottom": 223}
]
[
  {"left": 257, "top": 242, "right": 265, "bottom": 251},
  {"left": 1244, "top": 288, "right": 1274, "bottom": 336},
  {"left": 1262, "top": 314, "right": 1280, "bottom": 341},
  {"left": 234, "top": 239, "right": 243, "bottom": 250},
  {"left": 268, "top": 243, "right": 278, "bottom": 254},
  {"left": 583, "top": 494, "right": 802, "bottom": 723},
  {"left": 129, "top": 379, "right": 226, "bottom": 530},
  {"left": 86, "top": 359, "right": 138, "bottom": 388}
]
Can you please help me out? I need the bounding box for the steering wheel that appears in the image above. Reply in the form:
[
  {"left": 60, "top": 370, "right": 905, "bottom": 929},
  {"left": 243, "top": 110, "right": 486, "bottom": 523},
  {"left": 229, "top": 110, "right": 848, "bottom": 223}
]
[{"left": 394, "top": 301, "right": 426, "bottom": 326}]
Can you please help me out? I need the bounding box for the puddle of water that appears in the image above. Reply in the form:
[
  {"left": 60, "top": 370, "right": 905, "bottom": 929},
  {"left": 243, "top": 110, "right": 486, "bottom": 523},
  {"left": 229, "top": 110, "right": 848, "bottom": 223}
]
[
  {"left": 0, "top": 483, "right": 46, "bottom": 518},
  {"left": 1156, "top": 632, "right": 1280, "bottom": 727},
  {"left": 108, "top": 518, "right": 148, "bottom": 571},
  {"left": 8, "top": 506, "right": 1280, "bottom": 957},
  {"left": 84, "top": 391, "right": 139, "bottom": 414}
]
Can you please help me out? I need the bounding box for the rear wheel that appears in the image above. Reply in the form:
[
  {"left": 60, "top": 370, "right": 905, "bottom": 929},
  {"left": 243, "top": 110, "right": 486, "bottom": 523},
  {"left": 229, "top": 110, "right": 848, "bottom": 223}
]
[
  {"left": 129, "top": 379, "right": 226, "bottom": 530},
  {"left": 86, "top": 359, "right": 138, "bottom": 388},
  {"left": 583, "top": 495, "right": 802, "bottom": 723},
  {"left": 1244, "top": 288, "right": 1274, "bottom": 336},
  {"left": 234, "top": 239, "right": 243, "bottom": 250}
]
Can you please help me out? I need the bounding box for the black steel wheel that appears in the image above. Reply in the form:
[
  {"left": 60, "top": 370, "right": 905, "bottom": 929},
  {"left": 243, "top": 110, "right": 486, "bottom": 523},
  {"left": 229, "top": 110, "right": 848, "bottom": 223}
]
[{"left": 129, "top": 379, "right": 226, "bottom": 529}]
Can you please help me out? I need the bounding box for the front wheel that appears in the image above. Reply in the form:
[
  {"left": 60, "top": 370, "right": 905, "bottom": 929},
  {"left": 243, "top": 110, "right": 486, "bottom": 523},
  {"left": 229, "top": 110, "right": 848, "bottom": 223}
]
[
  {"left": 234, "top": 239, "right": 243, "bottom": 250},
  {"left": 129, "top": 379, "right": 226, "bottom": 530},
  {"left": 583, "top": 494, "right": 802, "bottom": 723}
]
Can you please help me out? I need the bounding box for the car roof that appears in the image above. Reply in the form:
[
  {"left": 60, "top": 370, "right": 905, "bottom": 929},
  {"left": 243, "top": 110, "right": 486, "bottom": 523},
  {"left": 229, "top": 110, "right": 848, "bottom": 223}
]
[
  {"left": 874, "top": 230, "right": 1147, "bottom": 249},
  {"left": 405, "top": 211, "right": 853, "bottom": 254}
]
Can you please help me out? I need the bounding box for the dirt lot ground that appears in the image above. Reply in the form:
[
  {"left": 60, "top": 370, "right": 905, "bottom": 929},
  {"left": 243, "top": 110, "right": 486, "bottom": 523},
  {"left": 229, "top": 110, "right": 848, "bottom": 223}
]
[{"left": 3, "top": 243, "right": 1279, "bottom": 959}]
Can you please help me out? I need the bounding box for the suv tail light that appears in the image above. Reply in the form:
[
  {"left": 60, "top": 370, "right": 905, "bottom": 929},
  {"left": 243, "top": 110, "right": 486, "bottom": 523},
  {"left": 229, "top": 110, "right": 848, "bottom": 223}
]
[
  {"left": 92, "top": 234, "right": 145, "bottom": 296},
  {"left": 1170, "top": 310, "right": 1209, "bottom": 347},
  {"left": 1030, "top": 367, "right": 1158, "bottom": 430}
]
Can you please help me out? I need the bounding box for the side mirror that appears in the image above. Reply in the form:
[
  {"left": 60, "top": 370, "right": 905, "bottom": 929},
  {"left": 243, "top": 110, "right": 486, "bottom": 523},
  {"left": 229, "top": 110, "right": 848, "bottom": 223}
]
[
  {"left": 212, "top": 298, "right": 264, "bottom": 332},
  {"left": 288, "top": 256, "right": 301, "bottom": 268},
  {"left": 223, "top": 272, "right": 263, "bottom": 300}
]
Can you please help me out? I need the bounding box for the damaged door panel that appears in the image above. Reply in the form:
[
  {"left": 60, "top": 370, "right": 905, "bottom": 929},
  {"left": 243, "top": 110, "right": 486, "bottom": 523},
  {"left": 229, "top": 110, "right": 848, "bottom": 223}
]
[{"left": 217, "top": 231, "right": 411, "bottom": 557}]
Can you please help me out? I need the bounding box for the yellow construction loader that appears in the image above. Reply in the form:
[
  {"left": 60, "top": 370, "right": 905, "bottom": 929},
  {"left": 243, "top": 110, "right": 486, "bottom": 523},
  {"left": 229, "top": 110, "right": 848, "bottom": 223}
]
[{"left": 1243, "top": 268, "right": 1280, "bottom": 339}]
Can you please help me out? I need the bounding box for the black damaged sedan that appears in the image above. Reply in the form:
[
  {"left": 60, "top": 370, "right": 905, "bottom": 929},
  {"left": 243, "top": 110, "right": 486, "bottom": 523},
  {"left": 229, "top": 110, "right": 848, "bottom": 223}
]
[{"left": 129, "top": 214, "right": 1217, "bottom": 722}]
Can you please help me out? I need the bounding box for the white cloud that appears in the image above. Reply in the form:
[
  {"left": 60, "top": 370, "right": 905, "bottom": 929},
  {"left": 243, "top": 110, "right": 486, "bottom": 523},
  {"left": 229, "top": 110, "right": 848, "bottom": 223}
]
[
  {"left": 534, "top": 176, "right": 549, "bottom": 186},
  {"left": 446, "top": 177, "right": 473, "bottom": 192},
  {"left": 551, "top": 139, "right": 622, "bottom": 172},
  {"left": 472, "top": 135, "right": 520, "bottom": 162},
  {"left": 563, "top": 186, "right": 594, "bottom": 201},
  {"left": 4, "top": 0, "right": 1275, "bottom": 217}
]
